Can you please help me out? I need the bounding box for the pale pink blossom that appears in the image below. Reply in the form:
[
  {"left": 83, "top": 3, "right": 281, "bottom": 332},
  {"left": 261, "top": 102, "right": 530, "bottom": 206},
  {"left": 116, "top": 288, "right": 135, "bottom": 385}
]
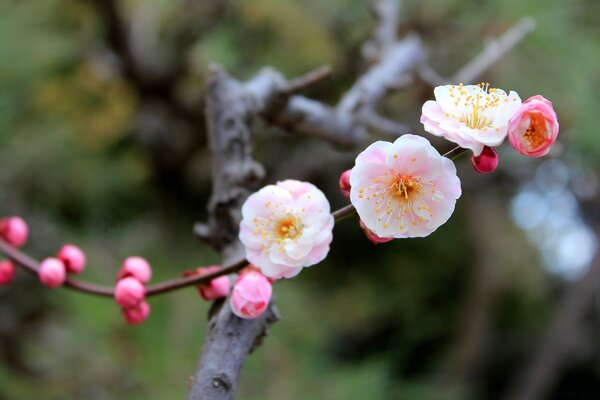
[
  {"left": 230, "top": 269, "right": 272, "bottom": 319},
  {"left": 339, "top": 169, "right": 352, "bottom": 198},
  {"left": 57, "top": 244, "right": 86, "bottom": 274},
  {"left": 508, "top": 95, "right": 559, "bottom": 157},
  {"left": 470, "top": 146, "right": 499, "bottom": 174},
  {"left": 421, "top": 83, "right": 521, "bottom": 155},
  {"left": 114, "top": 277, "right": 146, "bottom": 308},
  {"left": 117, "top": 256, "right": 152, "bottom": 284},
  {"left": 239, "top": 179, "right": 334, "bottom": 279},
  {"left": 350, "top": 135, "right": 461, "bottom": 238},
  {"left": 0, "top": 216, "right": 29, "bottom": 247},
  {"left": 359, "top": 220, "right": 393, "bottom": 244},
  {"left": 122, "top": 301, "right": 151, "bottom": 325},
  {"left": 184, "top": 266, "right": 231, "bottom": 300},
  {"left": 0, "top": 260, "right": 15, "bottom": 285},
  {"left": 38, "top": 258, "right": 66, "bottom": 288}
]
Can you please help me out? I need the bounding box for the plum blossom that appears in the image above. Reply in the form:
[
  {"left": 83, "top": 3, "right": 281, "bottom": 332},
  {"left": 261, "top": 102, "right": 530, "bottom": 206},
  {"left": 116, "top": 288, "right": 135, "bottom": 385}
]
[
  {"left": 38, "top": 258, "right": 66, "bottom": 288},
  {"left": 123, "top": 301, "right": 151, "bottom": 325},
  {"left": 350, "top": 135, "right": 461, "bottom": 238},
  {"left": 470, "top": 146, "right": 499, "bottom": 174},
  {"left": 508, "top": 95, "right": 559, "bottom": 157},
  {"left": 117, "top": 256, "right": 152, "bottom": 284},
  {"left": 0, "top": 260, "right": 15, "bottom": 285},
  {"left": 0, "top": 216, "right": 29, "bottom": 247},
  {"left": 239, "top": 179, "right": 334, "bottom": 279},
  {"left": 421, "top": 83, "right": 521, "bottom": 155},
  {"left": 57, "top": 244, "right": 86, "bottom": 274},
  {"left": 115, "top": 277, "right": 146, "bottom": 308},
  {"left": 230, "top": 268, "right": 272, "bottom": 319},
  {"left": 183, "top": 266, "right": 231, "bottom": 300}
]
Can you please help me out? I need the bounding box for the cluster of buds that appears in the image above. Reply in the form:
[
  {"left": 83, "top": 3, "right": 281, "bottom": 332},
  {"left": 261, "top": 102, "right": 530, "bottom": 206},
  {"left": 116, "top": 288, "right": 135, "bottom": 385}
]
[
  {"left": 114, "top": 257, "right": 152, "bottom": 325},
  {"left": 39, "top": 245, "right": 87, "bottom": 288},
  {"left": 0, "top": 217, "right": 29, "bottom": 285}
]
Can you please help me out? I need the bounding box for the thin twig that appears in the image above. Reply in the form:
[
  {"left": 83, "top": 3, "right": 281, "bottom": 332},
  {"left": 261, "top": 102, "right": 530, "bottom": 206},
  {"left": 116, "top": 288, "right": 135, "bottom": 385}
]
[
  {"left": 0, "top": 203, "right": 357, "bottom": 299},
  {"left": 285, "top": 65, "right": 332, "bottom": 95}
]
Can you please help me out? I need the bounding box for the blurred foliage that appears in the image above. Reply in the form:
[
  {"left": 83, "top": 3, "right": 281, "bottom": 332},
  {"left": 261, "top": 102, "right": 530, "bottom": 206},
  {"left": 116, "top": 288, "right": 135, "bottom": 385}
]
[{"left": 1, "top": 0, "right": 600, "bottom": 399}]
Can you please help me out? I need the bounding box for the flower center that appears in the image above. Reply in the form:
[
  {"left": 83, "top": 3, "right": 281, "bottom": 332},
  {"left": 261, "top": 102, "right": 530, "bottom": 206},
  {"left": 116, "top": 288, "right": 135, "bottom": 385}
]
[
  {"left": 391, "top": 174, "right": 421, "bottom": 200},
  {"left": 522, "top": 112, "right": 547, "bottom": 149},
  {"left": 276, "top": 217, "right": 302, "bottom": 240},
  {"left": 446, "top": 82, "right": 511, "bottom": 130}
]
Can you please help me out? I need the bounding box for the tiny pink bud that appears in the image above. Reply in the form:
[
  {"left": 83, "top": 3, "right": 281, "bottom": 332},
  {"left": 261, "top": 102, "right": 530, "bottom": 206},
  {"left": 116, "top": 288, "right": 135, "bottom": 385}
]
[
  {"left": 114, "top": 277, "right": 146, "bottom": 308},
  {"left": 470, "top": 146, "right": 499, "bottom": 174},
  {"left": 339, "top": 169, "right": 352, "bottom": 198},
  {"left": 57, "top": 244, "right": 86, "bottom": 274},
  {"left": 185, "top": 266, "right": 230, "bottom": 300},
  {"left": 38, "top": 258, "right": 66, "bottom": 288},
  {"left": 359, "top": 220, "right": 393, "bottom": 244},
  {"left": 0, "top": 260, "right": 16, "bottom": 285},
  {"left": 117, "top": 256, "right": 152, "bottom": 284},
  {"left": 0, "top": 216, "right": 29, "bottom": 247},
  {"left": 122, "top": 301, "right": 151, "bottom": 325},
  {"left": 230, "top": 269, "right": 272, "bottom": 319}
]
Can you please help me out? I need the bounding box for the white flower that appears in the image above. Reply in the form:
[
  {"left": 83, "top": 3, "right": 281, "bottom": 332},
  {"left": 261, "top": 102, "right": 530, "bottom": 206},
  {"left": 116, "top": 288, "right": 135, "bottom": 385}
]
[
  {"left": 421, "top": 83, "right": 521, "bottom": 155},
  {"left": 350, "top": 135, "right": 461, "bottom": 238},
  {"left": 239, "top": 180, "right": 334, "bottom": 279}
]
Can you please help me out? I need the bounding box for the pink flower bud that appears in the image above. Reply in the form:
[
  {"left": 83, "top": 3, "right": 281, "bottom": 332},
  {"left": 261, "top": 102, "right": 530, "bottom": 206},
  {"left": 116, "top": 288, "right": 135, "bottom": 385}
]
[
  {"left": 339, "top": 169, "right": 352, "bottom": 198},
  {"left": 0, "top": 260, "right": 16, "bottom": 285},
  {"left": 114, "top": 277, "right": 146, "bottom": 308},
  {"left": 230, "top": 269, "right": 272, "bottom": 319},
  {"left": 38, "top": 258, "right": 66, "bottom": 288},
  {"left": 57, "top": 244, "right": 86, "bottom": 274},
  {"left": 117, "top": 256, "right": 152, "bottom": 284},
  {"left": 470, "top": 146, "right": 499, "bottom": 174},
  {"left": 359, "top": 220, "right": 393, "bottom": 244},
  {"left": 184, "top": 266, "right": 230, "bottom": 300},
  {"left": 122, "top": 301, "right": 151, "bottom": 325},
  {"left": 0, "top": 216, "right": 29, "bottom": 247},
  {"left": 508, "top": 95, "right": 559, "bottom": 157}
]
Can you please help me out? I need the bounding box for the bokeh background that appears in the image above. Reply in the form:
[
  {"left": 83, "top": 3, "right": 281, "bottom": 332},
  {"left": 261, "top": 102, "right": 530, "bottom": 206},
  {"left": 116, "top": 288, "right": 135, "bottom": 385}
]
[{"left": 1, "top": 0, "right": 600, "bottom": 399}]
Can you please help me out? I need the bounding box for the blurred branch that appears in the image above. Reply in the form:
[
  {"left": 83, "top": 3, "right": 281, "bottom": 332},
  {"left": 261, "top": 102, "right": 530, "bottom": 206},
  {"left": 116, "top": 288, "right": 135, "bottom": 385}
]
[
  {"left": 503, "top": 234, "right": 600, "bottom": 400},
  {"left": 362, "top": 0, "right": 400, "bottom": 61},
  {"left": 419, "top": 17, "right": 537, "bottom": 86}
]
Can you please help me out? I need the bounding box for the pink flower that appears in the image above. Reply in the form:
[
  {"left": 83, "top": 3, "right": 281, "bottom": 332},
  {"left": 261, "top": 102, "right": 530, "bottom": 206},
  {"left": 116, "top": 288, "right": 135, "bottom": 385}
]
[
  {"left": 0, "top": 260, "right": 16, "bottom": 285},
  {"left": 122, "top": 301, "right": 151, "bottom": 325},
  {"left": 421, "top": 83, "right": 521, "bottom": 155},
  {"left": 359, "top": 220, "right": 393, "bottom": 244},
  {"left": 239, "top": 179, "right": 334, "bottom": 279},
  {"left": 230, "top": 269, "right": 272, "bottom": 319},
  {"left": 339, "top": 169, "right": 352, "bottom": 198},
  {"left": 508, "top": 95, "right": 559, "bottom": 157},
  {"left": 0, "top": 216, "right": 29, "bottom": 247},
  {"left": 57, "top": 244, "right": 86, "bottom": 274},
  {"left": 114, "top": 277, "right": 146, "bottom": 308},
  {"left": 470, "top": 146, "right": 499, "bottom": 174},
  {"left": 117, "top": 256, "right": 152, "bottom": 284},
  {"left": 184, "top": 266, "right": 231, "bottom": 300},
  {"left": 350, "top": 135, "right": 461, "bottom": 238},
  {"left": 38, "top": 258, "right": 66, "bottom": 288}
]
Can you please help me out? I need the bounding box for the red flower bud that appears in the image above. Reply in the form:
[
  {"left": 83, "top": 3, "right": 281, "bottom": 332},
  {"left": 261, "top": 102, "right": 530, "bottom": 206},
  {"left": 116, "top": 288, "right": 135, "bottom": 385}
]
[{"left": 470, "top": 146, "right": 499, "bottom": 174}]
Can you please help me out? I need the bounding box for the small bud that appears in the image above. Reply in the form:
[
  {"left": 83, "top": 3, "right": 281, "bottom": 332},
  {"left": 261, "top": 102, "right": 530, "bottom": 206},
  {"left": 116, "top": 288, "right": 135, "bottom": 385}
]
[
  {"left": 115, "top": 277, "right": 146, "bottom": 308},
  {"left": 122, "top": 301, "right": 151, "bottom": 325},
  {"left": 339, "top": 169, "right": 352, "bottom": 198},
  {"left": 57, "top": 244, "right": 86, "bottom": 274},
  {"left": 118, "top": 256, "right": 152, "bottom": 284},
  {"left": 38, "top": 258, "right": 66, "bottom": 288},
  {"left": 0, "top": 216, "right": 29, "bottom": 247},
  {"left": 470, "top": 146, "right": 499, "bottom": 174},
  {"left": 230, "top": 269, "right": 272, "bottom": 319},
  {"left": 359, "top": 220, "right": 393, "bottom": 244},
  {"left": 184, "top": 266, "right": 230, "bottom": 300},
  {"left": 0, "top": 260, "right": 16, "bottom": 285}
]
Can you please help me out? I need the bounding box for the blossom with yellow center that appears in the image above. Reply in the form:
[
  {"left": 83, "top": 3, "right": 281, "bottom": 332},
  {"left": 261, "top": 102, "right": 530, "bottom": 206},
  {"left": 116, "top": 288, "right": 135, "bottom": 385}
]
[
  {"left": 508, "top": 95, "right": 559, "bottom": 157},
  {"left": 420, "top": 83, "right": 522, "bottom": 156},
  {"left": 350, "top": 135, "right": 461, "bottom": 238},
  {"left": 239, "top": 180, "right": 334, "bottom": 279}
]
